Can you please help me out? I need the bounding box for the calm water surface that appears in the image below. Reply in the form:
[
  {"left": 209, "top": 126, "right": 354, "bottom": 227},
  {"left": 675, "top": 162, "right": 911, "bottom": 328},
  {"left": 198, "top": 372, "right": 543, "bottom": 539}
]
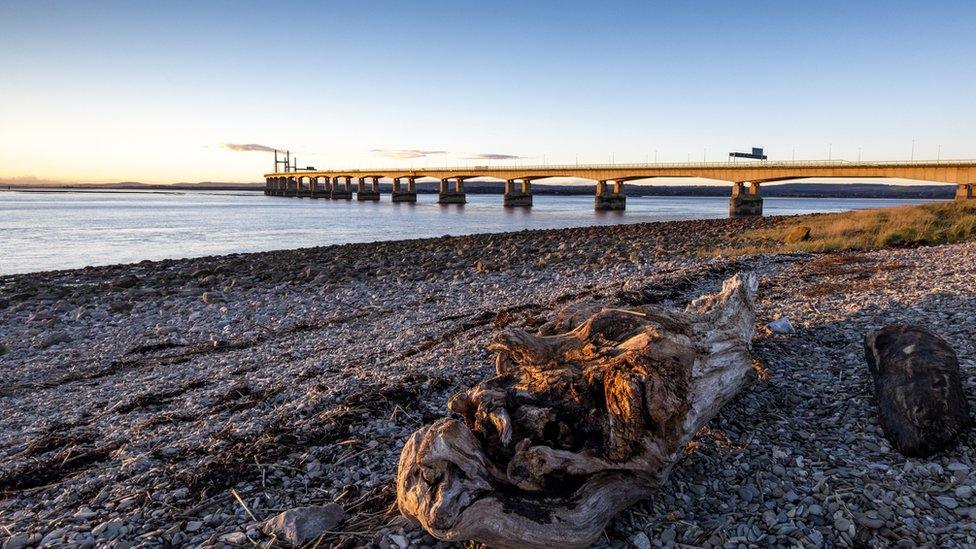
[{"left": 0, "top": 190, "right": 937, "bottom": 275}]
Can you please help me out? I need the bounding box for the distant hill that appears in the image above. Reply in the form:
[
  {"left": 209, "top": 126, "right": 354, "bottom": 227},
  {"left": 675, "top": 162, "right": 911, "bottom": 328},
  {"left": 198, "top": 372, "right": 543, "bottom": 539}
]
[
  {"left": 0, "top": 180, "right": 264, "bottom": 191},
  {"left": 1, "top": 179, "right": 955, "bottom": 199}
]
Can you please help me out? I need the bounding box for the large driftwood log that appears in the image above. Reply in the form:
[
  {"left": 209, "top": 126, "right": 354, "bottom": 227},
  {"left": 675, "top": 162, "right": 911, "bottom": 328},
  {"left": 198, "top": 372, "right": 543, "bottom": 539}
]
[{"left": 397, "top": 273, "right": 759, "bottom": 548}]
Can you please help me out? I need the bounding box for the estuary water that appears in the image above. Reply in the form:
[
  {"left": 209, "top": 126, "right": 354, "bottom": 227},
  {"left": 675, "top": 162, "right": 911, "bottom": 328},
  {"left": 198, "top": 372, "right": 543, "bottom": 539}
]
[{"left": 0, "top": 190, "right": 937, "bottom": 275}]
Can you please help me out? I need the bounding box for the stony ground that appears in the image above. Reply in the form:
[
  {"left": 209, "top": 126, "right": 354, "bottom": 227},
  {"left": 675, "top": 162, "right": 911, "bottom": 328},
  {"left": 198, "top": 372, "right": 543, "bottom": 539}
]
[{"left": 1, "top": 216, "right": 974, "bottom": 548}]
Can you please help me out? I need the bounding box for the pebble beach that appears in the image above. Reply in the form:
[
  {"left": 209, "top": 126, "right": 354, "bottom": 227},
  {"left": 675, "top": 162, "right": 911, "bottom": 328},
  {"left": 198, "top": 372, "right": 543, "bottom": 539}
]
[{"left": 1, "top": 215, "right": 975, "bottom": 548}]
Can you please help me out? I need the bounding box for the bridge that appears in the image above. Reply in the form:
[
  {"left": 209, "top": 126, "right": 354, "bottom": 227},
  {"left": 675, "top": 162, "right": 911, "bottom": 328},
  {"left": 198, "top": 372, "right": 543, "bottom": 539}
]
[{"left": 263, "top": 159, "right": 976, "bottom": 216}]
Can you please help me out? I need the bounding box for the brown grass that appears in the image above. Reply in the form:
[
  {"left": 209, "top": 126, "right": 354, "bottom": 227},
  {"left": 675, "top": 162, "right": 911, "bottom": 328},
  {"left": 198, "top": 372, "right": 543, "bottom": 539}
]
[{"left": 716, "top": 201, "right": 976, "bottom": 255}]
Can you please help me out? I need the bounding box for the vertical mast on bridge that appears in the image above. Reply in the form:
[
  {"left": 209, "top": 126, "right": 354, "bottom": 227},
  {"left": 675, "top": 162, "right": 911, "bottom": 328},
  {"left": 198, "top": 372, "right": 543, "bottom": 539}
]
[{"left": 273, "top": 149, "right": 293, "bottom": 173}]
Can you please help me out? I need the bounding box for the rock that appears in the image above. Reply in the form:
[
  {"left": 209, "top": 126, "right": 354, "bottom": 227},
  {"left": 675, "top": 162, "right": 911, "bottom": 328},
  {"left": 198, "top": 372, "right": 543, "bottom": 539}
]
[
  {"left": 155, "top": 325, "right": 178, "bottom": 336},
  {"left": 108, "top": 301, "right": 133, "bottom": 313},
  {"left": 768, "top": 317, "right": 795, "bottom": 334},
  {"left": 0, "top": 343, "right": 6, "bottom": 356},
  {"left": 474, "top": 260, "right": 501, "bottom": 272},
  {"left": 784, "top": 226, "right": 812, "bottom": 244},
  {"left": 955, "top": 486, "right": 973, "bottom": 499},
  {"left": 113, "top": 275, "right": 141, "bottom": 288},
  {"left": 863, "top": 325, "right": 971, "bottom": 457},
  {"left": 855, "top": 512, "right": 884, "bottom": 529},
  {"left": 91, "top": 519, "right": 123, "bottom": 540},
  {"left": 219, "top": 531, "right": 249, "bottom": 545},
  {"left": 184, "top": 521, "right": 202, "bottom": 532},
  {"left": 34, "top": 330, "right": 72, "bottom": 349},
  {"left": 263, "top": 504, "right": 347, "bottom": 546},
  {"left": 3, "top": 534, "right": 30, "bottom": 549},
  {"left": 936, "top": 496, "right": 958, "bottom": 509},
  {"left": 28, "top": 311, "right": 55, "bottom": 322},
  {"left": 201, "top": 291, "right": 226, "bottom": 304},
  {"left": 631, "top": 532, "right": 652, "bottom": 549},
  {"left": 738, "top": 484, "right": 757, "bottom": 503}
]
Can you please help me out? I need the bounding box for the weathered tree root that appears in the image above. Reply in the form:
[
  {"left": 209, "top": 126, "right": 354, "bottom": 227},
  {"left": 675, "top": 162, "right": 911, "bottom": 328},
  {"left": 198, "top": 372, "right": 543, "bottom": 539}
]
[{"left": 397, "top": 273, "right": 758, "bottom": 548}]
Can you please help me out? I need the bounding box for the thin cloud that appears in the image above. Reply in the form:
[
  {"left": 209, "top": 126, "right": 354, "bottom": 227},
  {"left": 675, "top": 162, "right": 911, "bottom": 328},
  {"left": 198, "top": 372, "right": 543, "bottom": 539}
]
[
  {"left": 371, "top": 149, "right": 447, "bottom": 159},
  {"left": 224, "top": 143, "right": 278, "bottom": 153},
  {"left": 466, "top": 153, "right": 524, "bottom": 160}
]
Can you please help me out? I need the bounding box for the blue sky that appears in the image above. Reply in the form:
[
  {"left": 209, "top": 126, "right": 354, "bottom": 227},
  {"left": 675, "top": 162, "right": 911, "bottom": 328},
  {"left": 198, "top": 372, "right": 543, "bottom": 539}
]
[{"left": 1, "top": 0, "right": 974, "bottom": 183}]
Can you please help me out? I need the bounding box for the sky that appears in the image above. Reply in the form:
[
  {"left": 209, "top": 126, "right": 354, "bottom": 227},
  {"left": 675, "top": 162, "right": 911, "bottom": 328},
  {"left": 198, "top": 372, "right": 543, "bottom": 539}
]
[{"left": 1, "top": 0, "right": 974, "bottom": 184}]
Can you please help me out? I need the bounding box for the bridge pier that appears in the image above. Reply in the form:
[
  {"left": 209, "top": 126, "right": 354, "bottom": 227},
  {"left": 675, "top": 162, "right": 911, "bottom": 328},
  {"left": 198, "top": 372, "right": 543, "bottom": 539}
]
[
  {"left": 311, "top": 177, "right": 327, "bottom": 198},
  {"left": 288, "top": 177, "right": 299, "bottom": 197},
  {"left": 330, "top": 176, "right": 352, "bottom": 200},
  {"left": 729, "top": 182, "right": 763, "bottom": 217},
  {"left": 956, "top": 183, "right": 975, "bottom": 201},
  {"left": 391, "top": 177, "right": 417, "bottom": 202},
  {"left": 503, "top": 179, "right": 532, "bottom": 207},
  {"left": 595, "top": 180, "right": 626, "bottom": 210},
  {"left": 357, "top": 177, "right": 380, "bottom": 201},
  {"left": 439, "top": 177, "right": 466, "bottom": 204}
]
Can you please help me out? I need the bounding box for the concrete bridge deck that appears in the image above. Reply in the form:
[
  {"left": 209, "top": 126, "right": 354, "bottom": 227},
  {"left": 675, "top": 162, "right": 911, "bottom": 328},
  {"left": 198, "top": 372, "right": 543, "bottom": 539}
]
[{"left": 263, "top": 159, "right": 976, "bottom": 215}]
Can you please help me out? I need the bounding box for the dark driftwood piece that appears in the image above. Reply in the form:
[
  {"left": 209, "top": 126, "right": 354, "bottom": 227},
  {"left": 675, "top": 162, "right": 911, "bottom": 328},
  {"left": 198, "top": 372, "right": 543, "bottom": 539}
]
[
  {"left": 397, "top": 274, "right": 758, "bottom": 548},
  {"left": 864, "top": 324, "right": 971, "bottom": 457}
]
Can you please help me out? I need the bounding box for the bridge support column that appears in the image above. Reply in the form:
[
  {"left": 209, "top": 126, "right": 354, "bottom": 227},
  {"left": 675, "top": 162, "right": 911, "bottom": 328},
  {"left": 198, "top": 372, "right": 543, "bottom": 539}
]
[
  {"left": 956, "top": 183, "right": 975, "bottom": 201},
  {"left": 392, "top": 177, "right": 417, "bottom": 203},
  {"left": 439, "top": 177, "right": 466, "bottom": 204},
  {"left": 357, "top": 177, "right": 380, "bottom": 201},
  {"left": 288, "top": 177, "right": 299, "bottom": 197},
  {"left": 331, "top": 177, "right": 352, "bottom": 200},
  {"left": 729, "top": 182, "right": 763, "bottom": 217},
  {"left": 312, "top": 178, "right": 327, "bottom": 198},
  {"left": 595, "top": 180, "right": 626, "bottom": 210},
  {"left": 504, "top": 179, "right": 532, "bottom": 207}
]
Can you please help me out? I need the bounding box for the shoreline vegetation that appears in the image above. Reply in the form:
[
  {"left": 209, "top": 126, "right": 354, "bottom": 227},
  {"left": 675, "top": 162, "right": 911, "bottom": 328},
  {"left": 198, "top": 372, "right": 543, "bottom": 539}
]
[
  {"left": 722, "top": 201, "right": 976, "bottom": 255},
  {"left": 1, "top": 202, "right": 975, "bottom": 547},
  {"left": 1, "top": 180, "right": 957, "bottom": 199}
]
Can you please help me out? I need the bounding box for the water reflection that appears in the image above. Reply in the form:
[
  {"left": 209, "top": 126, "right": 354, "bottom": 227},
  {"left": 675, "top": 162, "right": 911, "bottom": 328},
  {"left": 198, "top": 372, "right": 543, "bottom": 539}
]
[{"left": 0, "top": 190, "right": 938, "bottom": 275}]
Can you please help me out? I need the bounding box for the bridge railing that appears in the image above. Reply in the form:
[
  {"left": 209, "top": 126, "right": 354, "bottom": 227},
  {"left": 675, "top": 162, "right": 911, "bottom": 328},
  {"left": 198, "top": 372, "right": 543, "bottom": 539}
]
[{"left": 267, "top": 158, "right": 976, "bottom": 176}]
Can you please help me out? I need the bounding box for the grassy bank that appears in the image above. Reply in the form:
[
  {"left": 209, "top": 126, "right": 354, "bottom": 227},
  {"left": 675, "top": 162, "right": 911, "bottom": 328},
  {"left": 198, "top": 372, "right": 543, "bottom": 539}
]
[{"left": 718, "top": 201, "right": 976, "bottom": 255}]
